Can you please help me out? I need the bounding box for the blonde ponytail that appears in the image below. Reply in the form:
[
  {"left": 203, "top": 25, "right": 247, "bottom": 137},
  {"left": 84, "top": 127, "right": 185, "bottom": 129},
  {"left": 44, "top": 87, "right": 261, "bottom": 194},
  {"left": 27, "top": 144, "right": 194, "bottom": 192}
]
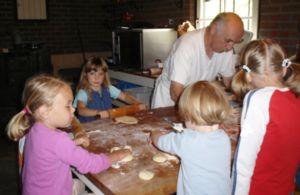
[
  {"left": 284, "top": 63, "right": 300, "bottom": 97},
  {"left": 231, "top": 69, "right": 253, "bottom": 102},
  {"left": 6, "top": 74, "right": 70, "bottom": 141},
  {"left": 6, "top": 110, "right": 33, "bottom": 141}
]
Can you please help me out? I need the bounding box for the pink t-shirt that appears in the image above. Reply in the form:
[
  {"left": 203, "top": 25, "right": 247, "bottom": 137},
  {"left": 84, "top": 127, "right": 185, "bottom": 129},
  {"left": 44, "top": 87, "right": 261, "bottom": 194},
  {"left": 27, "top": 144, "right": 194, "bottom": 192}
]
[{"left": 22, "top": 122, "right": 110, "bottom": 195}]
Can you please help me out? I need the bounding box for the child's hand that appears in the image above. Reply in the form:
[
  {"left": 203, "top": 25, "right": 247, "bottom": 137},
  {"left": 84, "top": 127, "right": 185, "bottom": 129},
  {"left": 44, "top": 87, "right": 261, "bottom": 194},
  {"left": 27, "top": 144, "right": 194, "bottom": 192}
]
[
  {"left": 98, "top": 110, "right": 110, "bottom": 119},
  {"left": 138, "top": 103, "right": 147, "bottom": 111},
  {"left": 117, "top": 148, "right": 132, "bottom": 160},
  {"left": 108, "top": 149, "right": 132, "bottom": 164},
  {"left": 150, "top": 130, "right": 168, "bottom": 146},
  {"left": 74, "top": 134, "right": 90, "bottom": 148}
]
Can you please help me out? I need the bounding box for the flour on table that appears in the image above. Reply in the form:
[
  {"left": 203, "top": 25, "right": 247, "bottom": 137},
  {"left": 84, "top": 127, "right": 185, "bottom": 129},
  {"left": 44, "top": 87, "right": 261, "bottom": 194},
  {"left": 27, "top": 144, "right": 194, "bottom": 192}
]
[{"left": 115, "top": 116, "right": 138, "bottom": 124}]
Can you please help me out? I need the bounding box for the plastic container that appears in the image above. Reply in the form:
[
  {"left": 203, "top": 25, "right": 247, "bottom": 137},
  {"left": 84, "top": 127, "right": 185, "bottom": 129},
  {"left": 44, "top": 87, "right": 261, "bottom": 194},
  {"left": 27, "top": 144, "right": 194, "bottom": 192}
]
[{"left": 115, "top": 80, "right": 139, "bottom": 90}]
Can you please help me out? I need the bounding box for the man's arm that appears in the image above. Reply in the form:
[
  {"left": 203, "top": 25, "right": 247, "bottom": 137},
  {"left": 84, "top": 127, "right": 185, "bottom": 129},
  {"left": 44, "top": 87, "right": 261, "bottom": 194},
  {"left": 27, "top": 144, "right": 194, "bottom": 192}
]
[
  {"left": 170, "top": 81, "right": 184, "bottom": 104},
  {"left": 223, "top": 76, "right": 232, "bottom": 89}
]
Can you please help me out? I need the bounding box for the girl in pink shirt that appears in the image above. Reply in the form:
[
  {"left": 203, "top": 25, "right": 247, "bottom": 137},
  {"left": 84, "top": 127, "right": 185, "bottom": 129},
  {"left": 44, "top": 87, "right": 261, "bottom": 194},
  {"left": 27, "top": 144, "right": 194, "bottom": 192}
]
[{"left": 6, "top": 75, "right": 131, "bottom": 195}]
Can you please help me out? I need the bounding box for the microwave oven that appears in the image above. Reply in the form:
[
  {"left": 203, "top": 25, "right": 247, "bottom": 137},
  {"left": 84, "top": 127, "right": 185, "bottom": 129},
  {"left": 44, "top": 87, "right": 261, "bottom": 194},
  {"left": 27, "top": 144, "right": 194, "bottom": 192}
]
[{"left": 112, "top": 28, "right": 177, "bottom": 70}]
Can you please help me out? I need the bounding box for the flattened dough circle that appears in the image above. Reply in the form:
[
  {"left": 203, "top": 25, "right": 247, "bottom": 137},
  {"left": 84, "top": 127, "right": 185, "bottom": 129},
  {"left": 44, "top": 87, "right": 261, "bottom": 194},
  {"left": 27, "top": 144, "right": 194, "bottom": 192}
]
[
  {"left": 115, "top": 116, "right": 138, "bottom": 124},
  {"left": 110, "top": 145, "right": 133, "bottom": 163},
  {"left": 120, "top": 154, "right": 133, "bottom": 162},
  {"left": 138, "top": 170, "right": 154, "bottom": 180},
  {"left": 110, "top": 147, "right": 121, "bottom": 153},
  {"left": 152, "top": 153, "right": 167, "bottom": 163}
]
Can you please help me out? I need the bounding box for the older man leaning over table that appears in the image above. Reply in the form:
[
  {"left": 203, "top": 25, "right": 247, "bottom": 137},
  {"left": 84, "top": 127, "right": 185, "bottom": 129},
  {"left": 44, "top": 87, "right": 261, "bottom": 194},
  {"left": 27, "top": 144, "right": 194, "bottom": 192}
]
[{"left": 151, "top": 12, "right": 244, "bottom": 108}]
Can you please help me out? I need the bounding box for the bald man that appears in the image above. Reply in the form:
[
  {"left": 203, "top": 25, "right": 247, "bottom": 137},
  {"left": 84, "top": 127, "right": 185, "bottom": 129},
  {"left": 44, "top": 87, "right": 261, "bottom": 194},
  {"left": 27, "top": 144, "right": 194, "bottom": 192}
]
[{"left": 151, "top": 12, "right": 244, "bottom": 108}]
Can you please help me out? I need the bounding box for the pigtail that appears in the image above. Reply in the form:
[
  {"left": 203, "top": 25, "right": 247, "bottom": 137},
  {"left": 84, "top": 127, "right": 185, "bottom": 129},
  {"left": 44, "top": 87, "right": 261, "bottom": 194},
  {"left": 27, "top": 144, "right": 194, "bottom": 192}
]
[
  {"left": 231, "top": 69, "right": 253, "bottom": 103},
  {"left": 6, "top": 110, "right": 33, "bottom": 141},
  {"left": 284, "top": 63, "right": 300, "bottom": 97}
]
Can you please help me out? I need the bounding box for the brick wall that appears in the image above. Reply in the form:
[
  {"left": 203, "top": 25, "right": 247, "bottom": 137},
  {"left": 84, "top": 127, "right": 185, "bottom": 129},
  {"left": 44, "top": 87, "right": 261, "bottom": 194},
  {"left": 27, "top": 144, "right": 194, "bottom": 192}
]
[
  {"left": 0, "top": 0, "right": 298, "bottom": 56},
  {"left": 0, "top": 0, "right": 194, "bottom": 55},
  {"left": 0, "top": 0, "right": 112, "bottom": 54},
  {"left": 259, "top": 0, "right": 300, "bottom": 55}
]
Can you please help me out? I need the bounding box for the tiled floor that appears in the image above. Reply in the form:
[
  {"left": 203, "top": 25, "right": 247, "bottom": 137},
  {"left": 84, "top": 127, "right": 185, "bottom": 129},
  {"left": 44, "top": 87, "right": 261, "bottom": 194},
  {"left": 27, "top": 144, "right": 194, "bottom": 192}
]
[{"left": 0, "top": 133, "right": 20, "bottom": 195}]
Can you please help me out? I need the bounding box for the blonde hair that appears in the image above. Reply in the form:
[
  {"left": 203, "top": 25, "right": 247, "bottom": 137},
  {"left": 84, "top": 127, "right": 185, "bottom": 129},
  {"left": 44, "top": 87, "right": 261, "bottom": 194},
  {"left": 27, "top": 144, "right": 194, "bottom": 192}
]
[
  {"left": 76, "top": 56, "right": 111, "bottom": 98},
  {"left": 231, "top": 39, "right": 300, "bottom": 101},
  {"left": 178, "top": 81, "right": 231, "bottom": 126},
  {"left": 6, "top": 74, "right": 70, "bottom": 141}
]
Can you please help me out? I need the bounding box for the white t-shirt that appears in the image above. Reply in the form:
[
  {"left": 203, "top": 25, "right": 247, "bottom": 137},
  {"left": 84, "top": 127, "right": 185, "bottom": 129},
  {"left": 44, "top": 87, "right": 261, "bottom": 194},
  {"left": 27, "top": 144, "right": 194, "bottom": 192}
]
[{"left": 151, "top": 28, "right": 236, "bottom": 108}]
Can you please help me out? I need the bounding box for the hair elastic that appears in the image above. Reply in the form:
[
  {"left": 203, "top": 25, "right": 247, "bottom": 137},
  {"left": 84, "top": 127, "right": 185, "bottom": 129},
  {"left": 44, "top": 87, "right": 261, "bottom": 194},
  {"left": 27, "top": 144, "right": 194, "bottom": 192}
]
[
  {"left": 282, "top": 58, "right": 291, "bottom": 68},
  {"left": 242, "top": 65, "right": 251, "bottom": 73},
  {"left": 22, "top": 107, "right": 30, "bottom": 114}
]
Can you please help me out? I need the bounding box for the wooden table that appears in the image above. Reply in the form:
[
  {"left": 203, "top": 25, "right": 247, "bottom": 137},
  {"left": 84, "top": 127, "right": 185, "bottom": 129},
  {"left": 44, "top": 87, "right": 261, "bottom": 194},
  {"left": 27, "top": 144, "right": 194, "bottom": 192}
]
[{"left": 72, "top": 107, "right": 240, "bottom": 195}]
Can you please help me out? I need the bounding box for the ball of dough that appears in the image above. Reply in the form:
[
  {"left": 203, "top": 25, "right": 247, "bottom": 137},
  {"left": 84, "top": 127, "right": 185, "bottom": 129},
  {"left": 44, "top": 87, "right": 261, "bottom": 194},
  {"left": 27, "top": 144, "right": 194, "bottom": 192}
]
[
  {"left": 111, "top": 162, "right": 120, "bottom": 169},
  {"left": 110, "top": 145, "right": 133, "bottom": 163},
  {"left": 138, "top": 170, "right": 154, "bottom": 180},
  {"left": 120, "top": 154, "right": 133, "bottom": 162},
  {"left": 164, "top": 153, "right": 179, "bottom": 162},
  {"left": 152, "top": 153, "right": 167, "bottom": 163},
  {"left": 115, "top": 116, "right": 138, "bottom": 124},
  {"left": 123, "top": 145, "right": 132, "bottom": 152},
  {"left": 110, "top": 147, "right": 121, "bottom": 153}
]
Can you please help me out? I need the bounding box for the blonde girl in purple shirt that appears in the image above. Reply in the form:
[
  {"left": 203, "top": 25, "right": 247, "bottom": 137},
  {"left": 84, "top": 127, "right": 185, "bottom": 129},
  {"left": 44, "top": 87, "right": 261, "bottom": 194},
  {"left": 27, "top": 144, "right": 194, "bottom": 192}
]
[{"left": 6, "top": 75, "right": 131, "bottom": 195}]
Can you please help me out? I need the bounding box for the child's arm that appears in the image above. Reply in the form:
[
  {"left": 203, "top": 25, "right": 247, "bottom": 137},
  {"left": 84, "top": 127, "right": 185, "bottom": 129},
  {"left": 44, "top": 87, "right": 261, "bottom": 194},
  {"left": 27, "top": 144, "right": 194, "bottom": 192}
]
[
  {"left": 117, "top": 91, "right": 145, "bottom": 106},
  {"left": 77, "top": 100, "right": 110, "bottom": 118},
  {"left": 150, "top": 130, "right": 168, "bottom": 146},
  {"left": 71, "top": 117, "right": 90, "bottom": 147},
  {"left": 108, "top": 103, "right": 147, "bottom": 118},
  {"left": 106, "top": 149, "right": 131, "bottom": 164}
]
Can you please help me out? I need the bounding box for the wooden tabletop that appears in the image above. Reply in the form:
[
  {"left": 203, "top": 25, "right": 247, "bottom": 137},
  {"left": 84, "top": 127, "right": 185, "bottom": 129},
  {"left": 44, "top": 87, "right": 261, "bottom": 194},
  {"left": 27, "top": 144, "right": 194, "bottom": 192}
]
[{"left": 78, "top": 107, "right": 240, "bottom": 195}]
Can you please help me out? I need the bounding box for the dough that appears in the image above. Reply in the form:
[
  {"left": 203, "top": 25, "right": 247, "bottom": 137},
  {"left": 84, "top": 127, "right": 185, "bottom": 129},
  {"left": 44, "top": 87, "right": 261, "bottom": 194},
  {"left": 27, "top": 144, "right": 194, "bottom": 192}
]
[
  {"left": 115, "top": 116, "right": 138, "bottom": 124},
  {"left": 120, "top": 145, "right": 133, "bottom": 162},
  {"left": 124, "top": 145, "right": 132, "bottom": 152},
  {"left": 110, "top": 147, "right": 121, "bottom": 153},
  {"left": 110, "top": 145, "right": 133, "bottom": 163},
  {"left": 111, "top": 162, "right": 120, "bottom": 169},
  {"left": 152, "top": 153, "right": 167, "bottom": 163},
  {"left": 138, "top": 170, "right": 154, "bottom": 180},
  {"left": 164, "top": 153, "right": 179, "bottom": 163},
  {"left": 120, "top": 154, "right": 133, "bottom": 162}
]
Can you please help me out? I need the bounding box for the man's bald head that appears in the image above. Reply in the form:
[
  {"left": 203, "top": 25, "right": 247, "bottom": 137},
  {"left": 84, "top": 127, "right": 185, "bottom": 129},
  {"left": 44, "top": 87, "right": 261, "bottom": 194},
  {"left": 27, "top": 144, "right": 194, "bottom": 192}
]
[{"left": 208, "top": 12, "right": 244, "bottom": 53}]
